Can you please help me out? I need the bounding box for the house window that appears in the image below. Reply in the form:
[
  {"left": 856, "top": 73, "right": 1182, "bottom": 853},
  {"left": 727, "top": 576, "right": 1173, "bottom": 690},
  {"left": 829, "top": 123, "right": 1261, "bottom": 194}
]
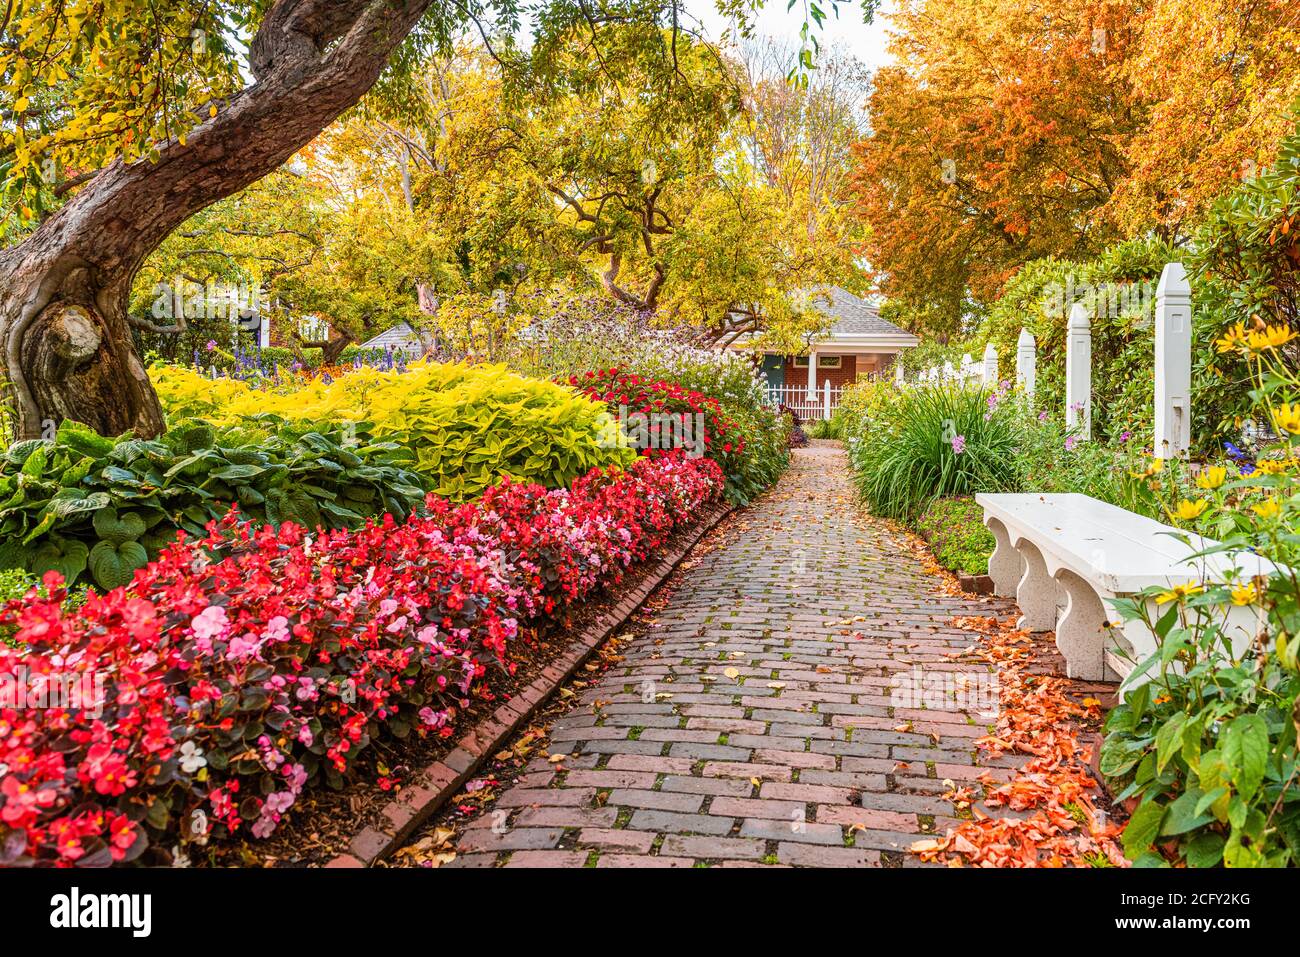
[{"left": 793, "top": 355, "right": 843, "bottom": 369}]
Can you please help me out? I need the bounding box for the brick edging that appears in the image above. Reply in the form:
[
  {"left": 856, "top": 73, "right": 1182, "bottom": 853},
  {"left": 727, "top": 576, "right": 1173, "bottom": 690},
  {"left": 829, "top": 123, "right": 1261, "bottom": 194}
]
[{"left": 325, "top": 500, "right": 735, "bottom": 867}]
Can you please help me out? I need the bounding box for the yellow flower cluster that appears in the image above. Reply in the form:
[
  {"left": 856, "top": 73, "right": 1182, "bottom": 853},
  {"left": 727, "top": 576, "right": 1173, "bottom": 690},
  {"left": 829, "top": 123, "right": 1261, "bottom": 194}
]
[{"left": 1214, "top": 322, "right": 1296, "bottom": 355}]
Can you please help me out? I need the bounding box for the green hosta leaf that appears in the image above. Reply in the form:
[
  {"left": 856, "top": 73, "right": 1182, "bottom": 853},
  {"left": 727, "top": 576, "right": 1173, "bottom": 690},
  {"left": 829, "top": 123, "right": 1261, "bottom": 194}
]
[
  {"left": 56, "top": 419, "right": 115, "bottom": 459},
  {"left": 93, "top": 508, "right": 147, "bottom": 546},
  {"left": 210, "top": 463, "right": 267, "bottom": 481},
  {"left": 89, "top": 540, "right": 148, "bottom": 591},
  {"left": 20, "top": 444, "right": 49, "bottom": 477},
  {"left": 31, "top": 539, "right": 90, "bottom": 585}
]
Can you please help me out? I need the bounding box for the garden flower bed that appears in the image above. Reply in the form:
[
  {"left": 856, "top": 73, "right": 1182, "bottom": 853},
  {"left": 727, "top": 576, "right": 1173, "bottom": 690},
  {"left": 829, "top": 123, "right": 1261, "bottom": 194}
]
[{"left": 0, "top": 451, "right": 724, "bottom": 866}]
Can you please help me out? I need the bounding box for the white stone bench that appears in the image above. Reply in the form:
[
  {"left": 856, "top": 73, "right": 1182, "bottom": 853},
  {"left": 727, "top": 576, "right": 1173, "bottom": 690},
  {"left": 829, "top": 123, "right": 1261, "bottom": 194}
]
[{"left": 975, "top": 492, "right": 1276, "bottom": 683}]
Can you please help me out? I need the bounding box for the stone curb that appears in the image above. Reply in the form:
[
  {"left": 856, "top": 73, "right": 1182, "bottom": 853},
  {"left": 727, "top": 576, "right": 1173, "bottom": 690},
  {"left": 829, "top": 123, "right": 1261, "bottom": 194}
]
[{"left": 325, "top": 500, "right": 735, "bottom": 867}]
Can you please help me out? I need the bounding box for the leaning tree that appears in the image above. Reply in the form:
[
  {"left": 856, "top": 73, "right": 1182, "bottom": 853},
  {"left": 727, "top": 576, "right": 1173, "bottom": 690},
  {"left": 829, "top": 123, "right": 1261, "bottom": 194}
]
[{"left": 0, "top": 0, "right": 875, "bottom": 439}]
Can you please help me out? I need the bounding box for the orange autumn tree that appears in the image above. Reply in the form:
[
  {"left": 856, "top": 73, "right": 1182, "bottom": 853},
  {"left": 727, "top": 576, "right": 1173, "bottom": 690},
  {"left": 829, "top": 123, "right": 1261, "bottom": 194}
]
[
  {"left": 851, "top": 0, "right": 1300, "bottom": 339},
  {"left": 852, "top": 0, "right": 1140, "bottom": 338},
  {"left": 1106, "top": 0, "right": 1300, "bottom": 237}
]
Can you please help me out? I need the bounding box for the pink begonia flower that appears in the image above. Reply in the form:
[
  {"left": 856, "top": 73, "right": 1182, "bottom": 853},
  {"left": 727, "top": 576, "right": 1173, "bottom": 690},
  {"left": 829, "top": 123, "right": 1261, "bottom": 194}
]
[
  {"left": 265, "top": 791, "right": 295, "bottom": 815},
  {"left": 950, "top": 434, "right": 967, "bottom": 455},
  {"left": 190, "top": 605, "right": 229, "bottom": 640},
  {"left": 226, "top": 633, "right": 263, "bottom": 660},
  {"left": 263, "top": 615, "right": 290, "bottom": 642},
  {"left": 378, "top": 599, "right": 399, "bottom": 617}
]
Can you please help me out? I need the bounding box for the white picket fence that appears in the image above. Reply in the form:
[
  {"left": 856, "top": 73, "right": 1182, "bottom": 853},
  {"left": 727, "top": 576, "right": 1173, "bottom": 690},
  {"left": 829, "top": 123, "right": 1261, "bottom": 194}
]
[
  {"left": 765, "top": 382, "right": 847, "bottom": 421},
  {"left": 896, "top": 262, "right": 1193, "bottom": 457}
]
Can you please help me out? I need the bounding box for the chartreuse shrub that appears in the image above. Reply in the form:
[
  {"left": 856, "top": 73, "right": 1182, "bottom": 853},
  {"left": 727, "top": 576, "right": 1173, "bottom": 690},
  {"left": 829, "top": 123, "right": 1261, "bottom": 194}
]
[
  {"left": 152, "top": 361, "right": 634, "bottom": 501},
  {"left": 0, "top": 418, "right": 425, "bottom": 591},
  {"left": 1102, "top": 321, "right": 1300, "bottom": 867},
  {"left": 847, "top": 382, "right": 1021, "bottom": 520}
]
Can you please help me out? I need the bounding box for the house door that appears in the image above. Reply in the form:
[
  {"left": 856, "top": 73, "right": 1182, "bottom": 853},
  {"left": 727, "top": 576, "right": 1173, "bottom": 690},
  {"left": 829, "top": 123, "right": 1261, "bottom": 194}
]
[{"left": 760, "top": 354, "right": 784, "bottom": 391}]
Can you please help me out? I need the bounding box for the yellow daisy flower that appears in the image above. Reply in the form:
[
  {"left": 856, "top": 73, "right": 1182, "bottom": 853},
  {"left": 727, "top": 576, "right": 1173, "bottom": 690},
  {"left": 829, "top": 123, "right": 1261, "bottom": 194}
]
[
  {"left": 1245, "top": 324, "right": 1296, "bottom": 352},
  {"left": 1155, "top": 582, "right": 1205, "bottom": 605},
  {"left": 1230, "top": 583, "right": 1258, "bottom": 606},
  {"left": 1195, "top": 466, "right": 1227, "bottom": 490},
  {"left": 1274, "top": 402, "right": 1300, "bottom": 435},
  {"left": 1214, "top": 323, "right": 1248, "bottom": 354},
  {"left": 1251, "top": 498, "right": 1281, "bottom": 519},
  {"left": 1169, "top": 499, "right": 1209, "bottom": 522}
]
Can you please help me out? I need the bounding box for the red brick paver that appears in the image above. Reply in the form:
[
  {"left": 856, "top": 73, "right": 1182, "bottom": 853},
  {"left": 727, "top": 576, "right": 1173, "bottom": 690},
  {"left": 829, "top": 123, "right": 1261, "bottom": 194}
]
[{"left": 443, "top": 443, "right": 1019, "bottom": 867}]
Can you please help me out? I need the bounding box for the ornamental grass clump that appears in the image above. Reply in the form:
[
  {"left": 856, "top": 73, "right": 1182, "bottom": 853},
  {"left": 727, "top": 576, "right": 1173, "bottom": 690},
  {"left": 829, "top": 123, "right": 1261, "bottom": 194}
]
[{"left": 847, "top": 381, "right": 1022, "bottom": 520}]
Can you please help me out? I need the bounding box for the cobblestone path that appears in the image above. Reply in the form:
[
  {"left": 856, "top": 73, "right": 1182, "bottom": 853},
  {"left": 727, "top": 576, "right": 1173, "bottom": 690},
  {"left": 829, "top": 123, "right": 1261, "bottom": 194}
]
[{"left": 446, "top": 442, "right": 1023, "bottom": 867}]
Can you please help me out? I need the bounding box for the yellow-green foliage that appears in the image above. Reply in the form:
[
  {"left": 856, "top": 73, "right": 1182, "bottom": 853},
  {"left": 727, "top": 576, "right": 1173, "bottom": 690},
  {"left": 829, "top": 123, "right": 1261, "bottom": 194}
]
[{"left": 151, "top": 361, "right": 635, "bottom": 501}]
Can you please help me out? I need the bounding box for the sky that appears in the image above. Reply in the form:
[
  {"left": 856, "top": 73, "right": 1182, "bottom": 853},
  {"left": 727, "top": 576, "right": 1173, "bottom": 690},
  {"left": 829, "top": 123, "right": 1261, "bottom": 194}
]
[{"left": 682, "top": 0, "right": 898, "bottom": 71}]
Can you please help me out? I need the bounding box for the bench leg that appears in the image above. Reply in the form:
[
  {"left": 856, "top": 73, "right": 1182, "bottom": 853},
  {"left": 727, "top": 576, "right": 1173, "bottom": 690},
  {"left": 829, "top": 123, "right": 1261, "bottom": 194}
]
[
  {"left": 1055, "top": 570, "right": 1107, "bottom": 680},
  {"left": 986, "top": 518, "right": 1023, "bottom": 598},
  {"left": 1014, "top": 541, "right": 1056, "bottom": 633}
]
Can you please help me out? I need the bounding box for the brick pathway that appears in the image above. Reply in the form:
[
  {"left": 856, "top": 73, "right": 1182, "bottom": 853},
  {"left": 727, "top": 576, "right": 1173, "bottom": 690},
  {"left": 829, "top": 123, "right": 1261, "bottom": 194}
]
[{"left": 444, "top": 442, "right": 1023, "bottom": 867}]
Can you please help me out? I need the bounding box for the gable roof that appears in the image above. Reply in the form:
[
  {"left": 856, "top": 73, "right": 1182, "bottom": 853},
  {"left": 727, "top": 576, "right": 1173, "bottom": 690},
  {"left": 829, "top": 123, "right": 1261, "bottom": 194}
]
[
  {"left": 359, "top": 322, "right": 424, "bottom": 354},
  {"left": 799, "top": 286, "right": 917, "bottom": 341}
]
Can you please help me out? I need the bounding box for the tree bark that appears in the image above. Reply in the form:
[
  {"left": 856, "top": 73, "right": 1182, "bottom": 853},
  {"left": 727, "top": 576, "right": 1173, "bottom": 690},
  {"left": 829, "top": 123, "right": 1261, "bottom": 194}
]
[{"left": 0, "top": 0, "right": 435, "bottom": 439}]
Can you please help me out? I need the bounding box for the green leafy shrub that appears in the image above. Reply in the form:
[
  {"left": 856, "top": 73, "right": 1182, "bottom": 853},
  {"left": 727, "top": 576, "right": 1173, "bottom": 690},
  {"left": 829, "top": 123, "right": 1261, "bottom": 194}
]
[
  {"left": 847, "top": 382, "right": 1021, "bottom": 520},
  {"left": 0, "top": 418, "right": 426, "bottom": 591},
  {"left": 1102, "top": 591, "right": 1299, "bottom": 867},
  {"left": 1102, "top": 322, "right": 1299, "bottom": 867},
  {"left": 914, "top": 497, "right": 995, "bottom": 575},
  {"left": 978, "top": 237, "right": 1179, "bottom": 445},
  {"left": 1188, "top": 117, "right": 1300, "bottom": 448}
]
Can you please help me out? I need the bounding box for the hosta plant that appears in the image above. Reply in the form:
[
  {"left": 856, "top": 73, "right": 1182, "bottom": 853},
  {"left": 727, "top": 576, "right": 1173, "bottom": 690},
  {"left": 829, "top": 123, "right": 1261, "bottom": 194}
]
[{"left": 0, "top": 418, "right": 425, "bottom": 590}]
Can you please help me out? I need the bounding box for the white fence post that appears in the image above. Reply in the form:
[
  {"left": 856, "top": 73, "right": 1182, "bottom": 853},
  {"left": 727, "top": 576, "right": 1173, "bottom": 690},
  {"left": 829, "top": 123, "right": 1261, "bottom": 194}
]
[
  {"left": 982, "top": 342, "right": 998, "bottom": 385},
  {"left": 823, "top": 380, "right": 832, "bottom": 419},
  {"left": 894, "top": 360, "right": 905, "bottom": 385},
  {"left": 942, "top": 360, "right": 955, "bottom": 381},
  {"left": 929, "top": 365, "right": 938, "bottom": 382},
  {"left": 1016, "top": 328, "right": 1036, "bottom": 399},
  {"left": 1154, "top": 262, "right": 1192, "bottom": 458},
  {"left": 1066, "top": 304, "right": 1092, "bottom": 439}
]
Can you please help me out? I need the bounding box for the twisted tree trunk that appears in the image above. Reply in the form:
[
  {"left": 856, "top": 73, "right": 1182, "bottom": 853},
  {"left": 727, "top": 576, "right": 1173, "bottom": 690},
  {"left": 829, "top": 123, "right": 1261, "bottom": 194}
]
[{"left": 0, "top": 0, "right": 434, "bottom": 439}]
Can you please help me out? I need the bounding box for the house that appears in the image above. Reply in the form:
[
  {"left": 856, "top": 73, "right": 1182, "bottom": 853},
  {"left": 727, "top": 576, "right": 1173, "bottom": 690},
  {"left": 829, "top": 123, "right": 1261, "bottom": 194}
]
[
  {"left": 356, "top": 322, "right": 426, "bottom": 357},
  {"left": 726, "top": 286, "right": 919, "bottom": 418}
]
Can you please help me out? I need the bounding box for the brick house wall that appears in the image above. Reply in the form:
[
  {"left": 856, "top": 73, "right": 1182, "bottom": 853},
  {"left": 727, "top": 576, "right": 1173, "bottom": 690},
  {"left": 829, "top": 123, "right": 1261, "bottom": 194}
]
[{"left": 780, "top": 352, "right": 899, "bottom": 390}]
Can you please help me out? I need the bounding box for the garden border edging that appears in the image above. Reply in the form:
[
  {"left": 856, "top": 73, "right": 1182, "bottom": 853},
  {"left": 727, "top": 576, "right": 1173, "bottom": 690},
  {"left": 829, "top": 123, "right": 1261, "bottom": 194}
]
[{"left": 325, "top": 500, "right": 735, "bottom": 867}]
